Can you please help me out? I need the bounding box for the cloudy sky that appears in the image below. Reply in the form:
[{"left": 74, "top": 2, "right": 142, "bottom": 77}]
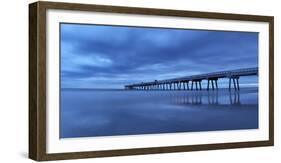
[{"left": 60, "top": 23, "right": 258, "bottom": 89}]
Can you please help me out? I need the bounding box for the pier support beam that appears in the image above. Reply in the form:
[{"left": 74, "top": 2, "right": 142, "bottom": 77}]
[
  {"left": 191, "top": 80, "right": 202, "bottom": 91},
  {"left": 215, "top": 80, "right": 218, "bottom": 89},
  {"left": 207, "top": 78, "right": 218, "bottom": 91},
  {"left": 236, "top": 78, "right": 240, "bottom": 90},
  {"left": 177, "top": 82, "right": 181, "bottom": 90},
  {"left": 183, "top": 82, "right": 186, "bottom": 90},
  {"left": 233, "top": 78, "right": 236, "bottom": 90},
  {"left": 229, "top": 78, "right": 231, "bottom": 91},
  {"left": 229, "top": 76, "right": 240, "bottom": 91}
]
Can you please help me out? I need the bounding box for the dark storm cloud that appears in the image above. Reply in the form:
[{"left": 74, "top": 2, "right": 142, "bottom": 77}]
[{"left": 60, "top": 23, "right": 258, "bottom": 88}]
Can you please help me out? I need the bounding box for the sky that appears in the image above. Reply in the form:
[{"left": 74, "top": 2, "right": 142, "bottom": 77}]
[{"left": 60, "top": 23, "right": 258, "bottom": 89}]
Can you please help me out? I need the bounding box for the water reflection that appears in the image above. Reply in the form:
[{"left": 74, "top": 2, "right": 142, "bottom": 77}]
[
  {"left": 229, "top": 91, "right": 240, "bottom": 105},
  {"left": 61, "top": 88, "right": 258, "bottom": 138},
  {"left": 170, "top": 90, "right": 241, "bottom": 105}
]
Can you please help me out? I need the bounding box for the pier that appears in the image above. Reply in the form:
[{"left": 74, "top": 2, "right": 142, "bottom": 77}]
[{"left": 124, "top": 67, "right": 258, "bottom": 91}]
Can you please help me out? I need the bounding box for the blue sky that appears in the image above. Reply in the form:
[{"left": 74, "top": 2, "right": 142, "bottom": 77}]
[{"left": 60, "top": 23, "right": 258, "bottom": 89}]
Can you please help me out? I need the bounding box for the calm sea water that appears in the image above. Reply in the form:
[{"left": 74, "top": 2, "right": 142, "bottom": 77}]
[{"left": 60, "top": 87, "right": 258, "bottom": 138}]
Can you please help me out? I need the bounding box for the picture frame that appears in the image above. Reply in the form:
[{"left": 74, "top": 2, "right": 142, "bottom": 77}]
[{"left": 29, "top": 1, "right": 274, "bottom": 161}]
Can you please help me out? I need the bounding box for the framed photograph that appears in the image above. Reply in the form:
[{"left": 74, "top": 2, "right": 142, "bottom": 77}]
[{"left": 29, "top": 1, "right": 274, "bottom": 161}]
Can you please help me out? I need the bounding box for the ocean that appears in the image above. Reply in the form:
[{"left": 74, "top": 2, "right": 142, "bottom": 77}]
[{"left": 60, "top": 87, "right": 258, "bottom": 138}]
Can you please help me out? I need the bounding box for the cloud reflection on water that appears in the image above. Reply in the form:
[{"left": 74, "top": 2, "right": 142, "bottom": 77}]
[{"left": 60, "top": 88, "right": 258, "bottom": 138}]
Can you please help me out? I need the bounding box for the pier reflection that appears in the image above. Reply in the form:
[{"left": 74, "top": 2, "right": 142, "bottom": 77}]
[
  {"left": 169, "top": 90, "right": 241, "bottom": 105},
  {"left": 229, "top": 91, "right": 240, "bottom": 105}
]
